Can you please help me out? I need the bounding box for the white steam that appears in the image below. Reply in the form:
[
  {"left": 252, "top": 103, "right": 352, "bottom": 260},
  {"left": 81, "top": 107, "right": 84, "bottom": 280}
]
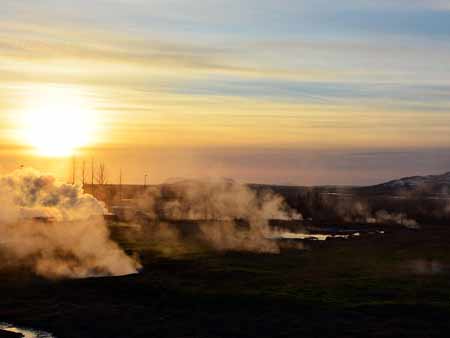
[
  {"left": 334, "top": 200, "right": 418, "bottom": 229},
  {"left": 137, "top": 179, "right": 303, "bottom": 253},
  {"left": 367, "top": 210, "right": 419, "bottom": 229},
  {"left": 0, "top": 168, "right": 140, "bottom": 279}
]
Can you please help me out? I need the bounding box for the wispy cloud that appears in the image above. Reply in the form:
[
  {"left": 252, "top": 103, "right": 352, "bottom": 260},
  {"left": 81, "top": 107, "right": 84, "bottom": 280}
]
[{"left": 1, "top": 0, "right": 450, "bottom": 174}]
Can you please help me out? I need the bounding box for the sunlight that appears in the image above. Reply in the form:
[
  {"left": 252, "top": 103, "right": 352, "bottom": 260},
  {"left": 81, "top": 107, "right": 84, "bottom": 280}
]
[{"left": 18, "top": 86, "right": 97, "bottom": 157}]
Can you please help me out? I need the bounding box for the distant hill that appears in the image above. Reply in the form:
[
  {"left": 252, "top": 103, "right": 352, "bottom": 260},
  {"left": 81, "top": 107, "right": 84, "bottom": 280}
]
[{"left": 358, "top": 172, "right": 450, "bottom": 196}]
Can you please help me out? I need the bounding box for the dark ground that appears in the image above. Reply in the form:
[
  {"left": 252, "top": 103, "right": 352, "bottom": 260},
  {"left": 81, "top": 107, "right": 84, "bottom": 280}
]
[
  {"left": 1, "top": 224, "right": 450, "bottom": 338},
  {"left": 0, "top": 330, "right": 23, "bottom": 338}
]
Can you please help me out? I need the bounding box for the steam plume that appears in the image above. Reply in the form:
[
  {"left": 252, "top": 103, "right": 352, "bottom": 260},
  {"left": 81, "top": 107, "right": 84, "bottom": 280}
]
[
  {"left": 0, "top": 168, "right": 140, "bottom": 279},
  {"left": 137, "top": 179, "right": 303, "bottom": 253},
  {"left": 335, "top": 200, "right": 418, "bottom": 228}
]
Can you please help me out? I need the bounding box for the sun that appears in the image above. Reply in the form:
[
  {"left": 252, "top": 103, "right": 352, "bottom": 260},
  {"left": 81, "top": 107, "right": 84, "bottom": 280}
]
[{"left": 19, "top": 86, "right": 97, "bottom": 157}]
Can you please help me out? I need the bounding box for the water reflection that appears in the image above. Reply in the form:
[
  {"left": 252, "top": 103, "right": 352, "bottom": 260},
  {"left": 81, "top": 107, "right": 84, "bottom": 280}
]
[
  {"left": 271, "top": 232, "right": 363, "bottom": 241},
  {"left": 0, "top": 323, "right": 55, "bottom": 338}
]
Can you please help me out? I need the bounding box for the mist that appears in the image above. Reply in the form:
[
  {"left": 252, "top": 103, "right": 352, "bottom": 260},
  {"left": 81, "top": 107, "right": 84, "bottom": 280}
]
[
  {"left": 135, "top": 178, "right": 303, "bottom": 253},
  {"left": 335, "top": 200, "right": 419, "bottom": 229},
  {"left": 0, "top": 168, "right": 140, "bottom": 279}
]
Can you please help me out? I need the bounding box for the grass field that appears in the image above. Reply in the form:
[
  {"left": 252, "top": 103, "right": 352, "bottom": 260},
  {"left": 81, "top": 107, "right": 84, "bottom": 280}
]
[{"left": 1, "top": 223, "right": 450, "bottom": 337}]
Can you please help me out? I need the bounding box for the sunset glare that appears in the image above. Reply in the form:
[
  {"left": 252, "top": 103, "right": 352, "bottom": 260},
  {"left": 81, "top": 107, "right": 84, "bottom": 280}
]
[{"left": 18, "top": 86, "right": 96, "bottom": 157}]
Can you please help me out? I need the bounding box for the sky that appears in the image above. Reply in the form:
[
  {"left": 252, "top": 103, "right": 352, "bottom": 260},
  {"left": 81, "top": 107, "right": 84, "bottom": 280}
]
[{"left": 1, "top": 0, "right": 450, "bottom": 185}]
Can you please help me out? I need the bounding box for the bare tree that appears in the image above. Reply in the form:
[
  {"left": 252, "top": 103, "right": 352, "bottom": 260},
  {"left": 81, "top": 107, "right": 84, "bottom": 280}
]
[
  {"left": 96, "top": 163, "right": 108, "bottom": 185},
  {"left": 90, "top": 158, "right": 95, "bottom": 195},
  {"left": 80, "top": 160, "right": 87, "bottom": 187}
]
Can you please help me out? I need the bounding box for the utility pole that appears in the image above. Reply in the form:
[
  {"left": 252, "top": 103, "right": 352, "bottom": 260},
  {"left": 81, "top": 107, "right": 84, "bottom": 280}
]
[
  {"left": 91, "top": 158, "right": 95, "bottom": 195},
  {"left": 119, "top": 168, "right": 123, "bottom": 201}
]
